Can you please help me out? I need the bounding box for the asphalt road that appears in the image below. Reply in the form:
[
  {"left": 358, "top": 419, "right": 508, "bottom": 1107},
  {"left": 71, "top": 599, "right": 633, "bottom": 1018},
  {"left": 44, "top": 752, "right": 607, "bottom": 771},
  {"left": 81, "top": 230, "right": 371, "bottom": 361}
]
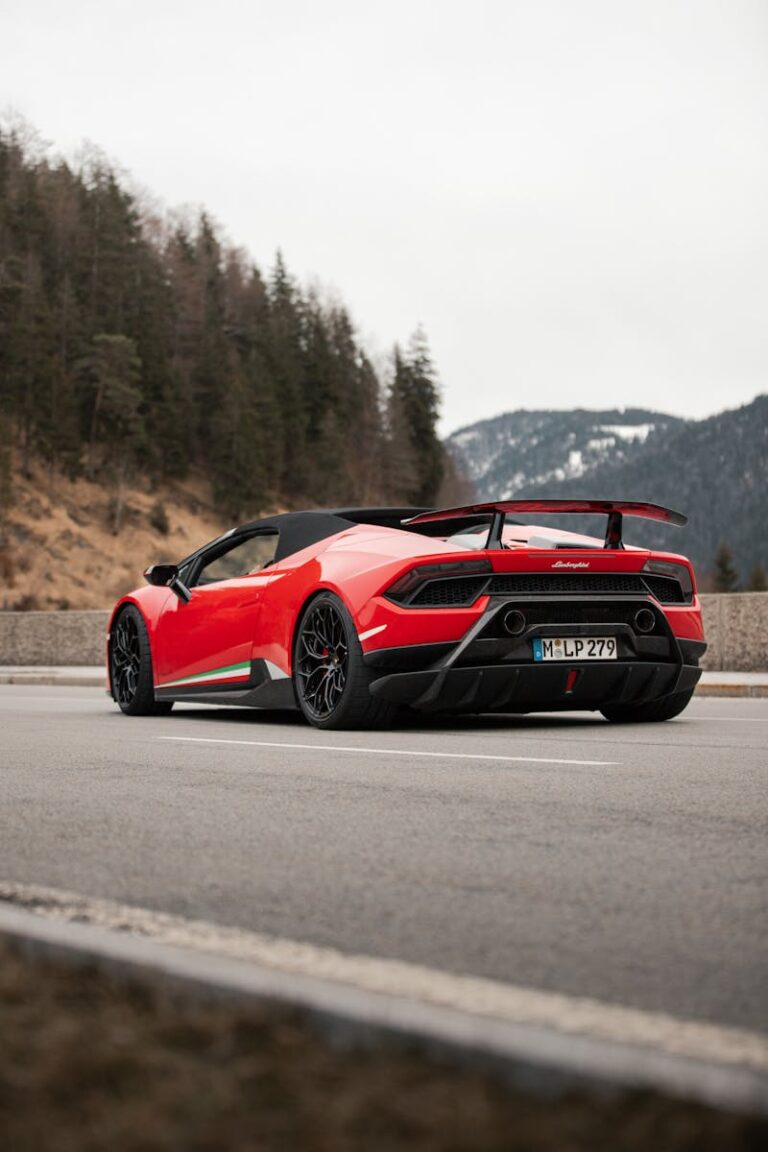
[{"left": 1, "top": 685, "right": 766, "bottom": 1033}]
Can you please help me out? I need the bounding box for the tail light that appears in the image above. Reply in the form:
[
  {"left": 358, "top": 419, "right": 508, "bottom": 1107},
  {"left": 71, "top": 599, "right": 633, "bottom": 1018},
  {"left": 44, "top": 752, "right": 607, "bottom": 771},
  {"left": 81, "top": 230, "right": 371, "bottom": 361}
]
[
  {"left": 642, "top": 558, "right": 694, "bottom": 601},
  {"left": 385, "top": 559, "right": 492, "bottom": 604}
]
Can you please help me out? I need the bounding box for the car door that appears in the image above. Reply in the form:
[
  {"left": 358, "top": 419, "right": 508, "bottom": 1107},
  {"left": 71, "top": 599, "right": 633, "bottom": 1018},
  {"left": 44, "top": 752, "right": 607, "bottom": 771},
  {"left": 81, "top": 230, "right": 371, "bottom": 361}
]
[{"left": 154, "top": 530, "right": 279, "bottom": 691}]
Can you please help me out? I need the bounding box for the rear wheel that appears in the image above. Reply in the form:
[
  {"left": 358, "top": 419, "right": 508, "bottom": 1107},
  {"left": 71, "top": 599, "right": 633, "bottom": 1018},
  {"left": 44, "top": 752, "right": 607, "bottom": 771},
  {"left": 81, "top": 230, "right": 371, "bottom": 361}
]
[
  {"left": 600, "top": 687, "right": 695, "bottom": 724},
  {"left": 110, "top": 605, "right": 173, "bottom": 717},
  {"left": 293, "top": 593, "right": 395, "bottom": 730}
]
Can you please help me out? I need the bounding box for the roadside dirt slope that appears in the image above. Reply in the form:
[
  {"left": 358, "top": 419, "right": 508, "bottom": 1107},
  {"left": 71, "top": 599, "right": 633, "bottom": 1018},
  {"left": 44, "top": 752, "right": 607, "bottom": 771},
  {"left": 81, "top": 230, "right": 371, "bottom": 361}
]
[{"left": 1, "top": 460, "right": 227, "bottom": 610}]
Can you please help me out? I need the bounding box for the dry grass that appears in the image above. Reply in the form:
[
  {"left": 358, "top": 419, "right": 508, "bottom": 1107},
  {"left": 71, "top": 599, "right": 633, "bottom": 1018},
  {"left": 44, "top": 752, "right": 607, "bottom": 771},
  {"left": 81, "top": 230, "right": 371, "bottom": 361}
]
[
  {"left": 1, "top": 459, "right": 226, "bottom": 610},
  {"left": 0, "top": 940, "right": 765, "bottom": 1152}
]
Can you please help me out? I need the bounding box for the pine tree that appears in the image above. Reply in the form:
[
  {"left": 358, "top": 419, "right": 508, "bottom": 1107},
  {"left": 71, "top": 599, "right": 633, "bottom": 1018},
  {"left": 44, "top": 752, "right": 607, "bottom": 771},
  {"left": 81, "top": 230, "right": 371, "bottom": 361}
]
[
  {"left": 76, "top": 333, "right": 144, "bottom": 530},
  {"left": 0, "top": 410, "right": 13, "bottom": 593},
  {"left": 437, "top": 450, "right": 474, "bottom": 505},
  {"left": 712, "top": 543, "right": 738, "bottom": 593},
  {"left": 131, "top": 219, "right": 182, "bottom": 477},
  {"left": 4, "top": 251, "right": 56, "bottom": 475},
  {"left": 210, "top": 365, "right": 266, "bottom": 519},
  {"left": 383, "top": 347, "right": 419, "bottom": 504},
  {"left": 745, "top": 562, "right": 767, "bottom": 592},
  {"left": 388, "top": 329, "right": 444, "bottom": 504},
  {"left": 346, "top": 348, "right": 388, "bottom": 504},
  {"left": 40, "top": 276, "right": 83, "bottom": 479}
]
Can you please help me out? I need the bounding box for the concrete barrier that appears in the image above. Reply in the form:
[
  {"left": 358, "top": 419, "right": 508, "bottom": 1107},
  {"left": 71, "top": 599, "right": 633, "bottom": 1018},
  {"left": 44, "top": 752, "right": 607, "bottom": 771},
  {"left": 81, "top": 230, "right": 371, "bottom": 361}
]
[
  {"left": 699, "top": 594, "right": 768, "bottom": 673},
  {"left": 0, "top": 595, "right": 765, "bottom": 671},
  {"left": 0, "top": 610, "right": 109, "bottom": 666}
]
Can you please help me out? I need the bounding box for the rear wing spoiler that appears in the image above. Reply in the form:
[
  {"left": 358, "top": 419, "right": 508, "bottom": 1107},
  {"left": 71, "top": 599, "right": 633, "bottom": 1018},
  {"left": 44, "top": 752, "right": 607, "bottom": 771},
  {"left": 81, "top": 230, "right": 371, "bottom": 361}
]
[{"left": 402, "top": 500, "right": 687, "bottom": 551}]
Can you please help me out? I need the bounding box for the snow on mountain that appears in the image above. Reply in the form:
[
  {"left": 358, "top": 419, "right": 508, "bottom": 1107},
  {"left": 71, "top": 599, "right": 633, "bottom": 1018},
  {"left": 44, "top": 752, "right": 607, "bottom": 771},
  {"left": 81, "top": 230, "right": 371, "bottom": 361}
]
[
  {"left": 444, "top": 398, "right": 768, "bottom": 578},
  {"left": 446, "top": 409, "right": 683, "bottom": 501},
  {"left": 599, "top": 423, "right": 655, "bottom": 443}
]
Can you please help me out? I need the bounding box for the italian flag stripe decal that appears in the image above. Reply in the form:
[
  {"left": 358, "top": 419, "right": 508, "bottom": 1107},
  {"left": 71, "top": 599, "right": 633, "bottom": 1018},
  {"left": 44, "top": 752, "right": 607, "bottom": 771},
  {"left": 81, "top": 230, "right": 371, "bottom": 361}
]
[{"left": 158, "top": 661, "right": 251, "bottom": 690}]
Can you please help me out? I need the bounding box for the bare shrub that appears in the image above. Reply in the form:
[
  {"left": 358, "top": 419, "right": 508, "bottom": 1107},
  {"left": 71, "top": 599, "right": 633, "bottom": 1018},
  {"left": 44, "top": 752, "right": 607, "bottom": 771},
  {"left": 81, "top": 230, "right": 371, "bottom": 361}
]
[{"left": 149, "top": 501, "right": 170, "bottom": 536}]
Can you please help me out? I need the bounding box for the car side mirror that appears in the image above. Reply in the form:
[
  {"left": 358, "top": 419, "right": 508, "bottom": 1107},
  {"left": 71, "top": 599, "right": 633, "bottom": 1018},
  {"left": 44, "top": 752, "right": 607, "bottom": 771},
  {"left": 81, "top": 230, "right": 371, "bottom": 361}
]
[
  {"left": 143, "top": 564, "right": 191, "bottom": 604},
  {"left": 144, "top": 563, "right": 178, "bottom": 587}
]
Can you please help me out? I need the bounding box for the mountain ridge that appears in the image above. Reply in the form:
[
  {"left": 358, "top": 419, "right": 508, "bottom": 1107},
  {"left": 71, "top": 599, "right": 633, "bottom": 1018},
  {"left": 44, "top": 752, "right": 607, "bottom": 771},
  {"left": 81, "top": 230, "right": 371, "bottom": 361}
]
[
  {"left": 448, "top": 407, "right": 686, "bottom": 498},
  {"left": 446, "top": 396, "right": 768, "bottom": 580}
]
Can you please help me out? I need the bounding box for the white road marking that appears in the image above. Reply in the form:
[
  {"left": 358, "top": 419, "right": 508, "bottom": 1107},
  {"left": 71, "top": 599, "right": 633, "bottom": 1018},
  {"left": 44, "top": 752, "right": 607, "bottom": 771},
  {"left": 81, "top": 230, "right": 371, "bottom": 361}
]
[
  {"left": 158, "top": 735, "right": 618, "bottom": 766},
  {"left": 0, "top": 881, "right": 765, "bottom": 1072},
  {"left": 0, "top": 696, "right": 107, "bottom": 705},
  {"left": 703, "top": 716, "right": 768, "bottom": 723}
]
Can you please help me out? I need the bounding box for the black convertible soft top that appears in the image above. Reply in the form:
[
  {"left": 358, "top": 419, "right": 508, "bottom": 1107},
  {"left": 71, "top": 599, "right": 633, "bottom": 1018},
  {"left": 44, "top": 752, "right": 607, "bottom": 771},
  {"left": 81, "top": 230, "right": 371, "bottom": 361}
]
[
  {"left": 255, "top": 507, "right": 501, "bottom": 560},
  {"left": 178, "top": 508, "right": 436, "bottom": 570},
  {"left": 246, "top": 508, "right": 435, "bottom": 562}
]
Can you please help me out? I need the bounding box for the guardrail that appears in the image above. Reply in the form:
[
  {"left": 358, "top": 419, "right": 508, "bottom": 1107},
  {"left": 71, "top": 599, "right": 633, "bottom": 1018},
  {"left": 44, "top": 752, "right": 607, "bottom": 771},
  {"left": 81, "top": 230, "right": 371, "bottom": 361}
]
[{"left": 0, "top": 595, "right": 766, "bottom": 671}]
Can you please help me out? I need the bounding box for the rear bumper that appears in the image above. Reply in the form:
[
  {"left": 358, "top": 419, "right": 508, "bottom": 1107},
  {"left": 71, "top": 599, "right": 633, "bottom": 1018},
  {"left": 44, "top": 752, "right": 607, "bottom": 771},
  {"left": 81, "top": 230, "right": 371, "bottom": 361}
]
[
  {"left": 369, "top": 659, "right": 703, "bottom": 714},
  {"left": 363, "top": 596, "right": 705, "bottom": 715}
]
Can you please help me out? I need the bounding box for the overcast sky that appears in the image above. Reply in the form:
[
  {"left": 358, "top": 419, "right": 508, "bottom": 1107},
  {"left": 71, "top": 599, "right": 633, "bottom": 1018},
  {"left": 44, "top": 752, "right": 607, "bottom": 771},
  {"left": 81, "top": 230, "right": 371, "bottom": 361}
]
[{"left": 2, "top": 0, "right": 766, "bottom": 433}]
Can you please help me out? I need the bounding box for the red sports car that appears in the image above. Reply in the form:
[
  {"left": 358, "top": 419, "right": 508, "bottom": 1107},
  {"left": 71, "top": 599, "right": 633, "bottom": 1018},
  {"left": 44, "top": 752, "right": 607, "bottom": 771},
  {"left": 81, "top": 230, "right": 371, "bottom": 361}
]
[{"left": 107, "top": 500, "right": 706, "bottom": 729}]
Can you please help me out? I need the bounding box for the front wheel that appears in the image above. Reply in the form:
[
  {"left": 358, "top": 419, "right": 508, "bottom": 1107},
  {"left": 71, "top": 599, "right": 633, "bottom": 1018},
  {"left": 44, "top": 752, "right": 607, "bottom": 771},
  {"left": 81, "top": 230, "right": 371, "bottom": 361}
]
[
  {"left": 600, "top": 687, "right": 695, "bottom": 724},
  {"left": 293, "top": 593, "right": 396, "bottom": 730},
  {"left": 110, "top": 605, "right": 173, "bottom": 716}
]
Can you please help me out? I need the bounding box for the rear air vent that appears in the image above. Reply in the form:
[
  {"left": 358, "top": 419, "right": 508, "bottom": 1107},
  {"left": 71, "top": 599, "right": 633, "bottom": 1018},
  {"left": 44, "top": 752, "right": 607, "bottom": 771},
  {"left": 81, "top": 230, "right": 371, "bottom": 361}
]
[
  {"left": 641, "top": 575, "right": 687, "bottom": 604},
  {"left": 408, "top": 576, "right": 488, "bottom": 607},
  {"left": 489, "top": 573, "right": 645, "bottom": 596},
  {"left": 394, "top": 571, "right": 690, "bottom": 607}
]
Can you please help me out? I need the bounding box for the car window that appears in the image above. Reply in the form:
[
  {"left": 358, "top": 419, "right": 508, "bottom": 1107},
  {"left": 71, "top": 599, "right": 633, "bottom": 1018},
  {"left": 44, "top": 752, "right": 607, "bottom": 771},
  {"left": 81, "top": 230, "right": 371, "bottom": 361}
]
[{"left": 195, "top": 532, "right": 279, "bottom": 586}]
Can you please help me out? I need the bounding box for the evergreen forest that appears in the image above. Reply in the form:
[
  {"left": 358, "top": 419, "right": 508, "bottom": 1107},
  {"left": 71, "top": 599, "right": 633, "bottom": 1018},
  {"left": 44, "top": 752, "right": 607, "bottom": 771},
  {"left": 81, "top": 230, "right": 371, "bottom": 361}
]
[{"left": 0, "top": 121, "right": 449, "bottom": 528}]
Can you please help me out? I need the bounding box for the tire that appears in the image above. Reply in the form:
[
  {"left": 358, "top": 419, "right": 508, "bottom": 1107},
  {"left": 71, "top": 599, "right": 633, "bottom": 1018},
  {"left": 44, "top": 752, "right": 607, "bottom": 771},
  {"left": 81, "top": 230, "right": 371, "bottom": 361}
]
[
  {"left": 110, "top": 604, "right": 173, "bottom": 717},
  {"left": 600, "top": 687, "right": 695, "bottom": 724},
  {"left": 293, "top": 592, "right": 396, "bottom": 730}
]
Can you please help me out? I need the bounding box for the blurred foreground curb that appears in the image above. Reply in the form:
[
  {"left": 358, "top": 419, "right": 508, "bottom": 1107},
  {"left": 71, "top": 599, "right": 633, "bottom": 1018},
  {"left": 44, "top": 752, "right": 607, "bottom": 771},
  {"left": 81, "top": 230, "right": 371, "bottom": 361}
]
[{"left": 0, "top": 900, "right": 766, "bottom": 1119}]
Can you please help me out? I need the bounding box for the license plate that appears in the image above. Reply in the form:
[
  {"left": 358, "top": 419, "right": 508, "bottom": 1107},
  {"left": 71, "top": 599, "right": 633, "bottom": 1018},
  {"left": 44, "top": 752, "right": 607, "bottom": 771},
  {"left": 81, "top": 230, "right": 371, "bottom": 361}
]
[{"left": 533, "top": 637, "right": 617, "bottom": 661}]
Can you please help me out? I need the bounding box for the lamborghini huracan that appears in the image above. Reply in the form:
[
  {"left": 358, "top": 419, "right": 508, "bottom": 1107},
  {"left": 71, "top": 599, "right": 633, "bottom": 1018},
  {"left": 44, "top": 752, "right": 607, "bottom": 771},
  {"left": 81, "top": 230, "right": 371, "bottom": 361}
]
[{"left": 107, "top": 500, "right": 706, "bottom": 729}]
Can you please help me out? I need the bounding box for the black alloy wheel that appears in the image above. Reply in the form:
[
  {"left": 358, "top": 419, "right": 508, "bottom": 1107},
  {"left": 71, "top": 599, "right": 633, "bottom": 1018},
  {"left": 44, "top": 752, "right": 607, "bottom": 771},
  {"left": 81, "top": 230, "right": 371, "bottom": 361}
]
[
  {"left": 111, "top": 610, "right": 141, "bottom": 708},
  {"left": 110, "top": 604, "right": 172, "bottom": 716},
  {"left": 295, "top": 599, "right": 349, "bottom": 721},
  {"left": 293, "top": 592, "right": 397, "bottom": 730}
]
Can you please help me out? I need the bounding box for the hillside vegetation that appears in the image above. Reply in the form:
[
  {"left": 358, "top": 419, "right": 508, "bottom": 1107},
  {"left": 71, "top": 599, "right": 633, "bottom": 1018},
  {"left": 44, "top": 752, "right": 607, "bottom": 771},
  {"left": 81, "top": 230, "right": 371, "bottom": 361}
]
[
  {"left": 0, "top": 119, "right": 449, "bottom": 602},
  {"left": 0, "top": 453, "right": 224, "bottom": 610}
]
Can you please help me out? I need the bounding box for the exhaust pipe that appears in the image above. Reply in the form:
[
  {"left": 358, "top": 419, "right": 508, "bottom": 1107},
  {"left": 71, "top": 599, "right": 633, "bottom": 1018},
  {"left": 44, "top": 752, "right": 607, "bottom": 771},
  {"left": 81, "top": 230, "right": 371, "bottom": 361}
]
[
  {"left": 634, "top": 608, "right": 656, "bottom": 634},
  {"left": 503, "top": 609, "right": 527, "bottom": 636}
]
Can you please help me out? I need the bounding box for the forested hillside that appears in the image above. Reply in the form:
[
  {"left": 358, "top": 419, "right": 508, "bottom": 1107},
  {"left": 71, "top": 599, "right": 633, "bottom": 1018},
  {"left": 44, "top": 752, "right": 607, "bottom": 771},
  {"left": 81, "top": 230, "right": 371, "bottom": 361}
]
[
  {"left": 0, "top": 121, "right": 447, "bottom": 537},
  {"left": 447, "top": 398, "right": 768, "bottom": 582}
]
